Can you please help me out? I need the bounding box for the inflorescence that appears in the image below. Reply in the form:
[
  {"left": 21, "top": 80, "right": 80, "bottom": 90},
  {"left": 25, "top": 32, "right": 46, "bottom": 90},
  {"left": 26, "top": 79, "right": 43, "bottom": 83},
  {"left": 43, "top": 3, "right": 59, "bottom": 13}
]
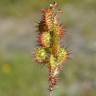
[{"left": 34, "top": 2, "right": 70, "bottom": 96}]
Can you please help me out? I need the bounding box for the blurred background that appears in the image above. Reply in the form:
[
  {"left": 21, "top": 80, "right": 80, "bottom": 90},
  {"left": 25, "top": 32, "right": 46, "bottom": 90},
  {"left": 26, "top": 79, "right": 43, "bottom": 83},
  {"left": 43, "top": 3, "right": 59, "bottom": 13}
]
[{"left": 0, "top": 0, "right": 96, "bottom": 96}]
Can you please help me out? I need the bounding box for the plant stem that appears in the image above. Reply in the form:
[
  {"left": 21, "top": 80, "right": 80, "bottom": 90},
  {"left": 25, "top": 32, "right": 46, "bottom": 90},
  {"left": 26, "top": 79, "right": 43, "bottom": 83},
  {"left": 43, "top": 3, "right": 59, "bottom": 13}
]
[
  {"left": 48, "top": 66, "right": 54, "bottom": 96},
  {"left": 49, "top": 90, "right": 53, "bottom": 96}
]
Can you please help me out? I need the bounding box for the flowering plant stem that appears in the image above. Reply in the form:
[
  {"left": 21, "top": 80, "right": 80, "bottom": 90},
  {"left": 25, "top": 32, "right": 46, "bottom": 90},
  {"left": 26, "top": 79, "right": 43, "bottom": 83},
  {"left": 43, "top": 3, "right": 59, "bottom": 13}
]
[{"left": 34, "top": 2, "right": 70, "bottom": 96}]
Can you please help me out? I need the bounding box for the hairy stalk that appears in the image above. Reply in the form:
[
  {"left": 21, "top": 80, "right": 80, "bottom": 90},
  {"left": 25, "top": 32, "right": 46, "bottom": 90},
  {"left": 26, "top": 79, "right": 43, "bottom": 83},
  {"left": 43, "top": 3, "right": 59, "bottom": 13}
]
[
  {"left": 49, "top": 90, "right": 53, "bottom": 96},
  {"left": 48, "top": 66, "right": 53, "bottom": 96}
]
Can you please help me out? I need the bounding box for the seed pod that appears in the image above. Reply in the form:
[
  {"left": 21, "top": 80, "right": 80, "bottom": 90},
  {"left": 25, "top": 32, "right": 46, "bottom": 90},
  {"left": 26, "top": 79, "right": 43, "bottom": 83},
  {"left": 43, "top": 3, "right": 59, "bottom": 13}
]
[
  {"left": 41, "top": 8, "right": 55, "bottom": 30},
  {"left": 38, "top": 20, "right": 48, "bottom": 32},
  {"left": 38, "top": 32, "right": 51, "bottom": 48},
  {"left": 34, "top": 48, "right": 47, "bottom": 63},
  {"left": 52, "top": 43, "right": 60, "bottom": 56},
  {"left": 57, "top": 48, "right": 68, "bottom": 64},
  {"left": 54, "top": 24, "right": 65, "bottom": 38}
]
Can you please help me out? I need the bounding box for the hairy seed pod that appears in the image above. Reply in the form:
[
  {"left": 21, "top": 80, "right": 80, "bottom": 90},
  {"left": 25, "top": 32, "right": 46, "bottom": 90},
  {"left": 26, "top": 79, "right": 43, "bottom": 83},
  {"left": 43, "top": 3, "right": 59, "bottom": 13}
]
[
  {"left": 38, "top": 20, "right": 48, "bottom": 32},
  {"left": 57, "top": 48, "right": 68, "bottom": 64},
  {"left": 38, "top": 32, "right": 51, "bottom": 48},
  {"left": 34, "top": 48, "right": 47, "bottom": 63}
]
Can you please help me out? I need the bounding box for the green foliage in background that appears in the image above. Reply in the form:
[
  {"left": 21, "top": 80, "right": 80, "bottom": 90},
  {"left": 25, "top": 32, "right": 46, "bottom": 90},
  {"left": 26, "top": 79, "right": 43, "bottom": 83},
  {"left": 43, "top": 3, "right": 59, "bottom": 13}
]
[
  {"left": 0, "top": 0, "right": 96, "bottom": 96},
  {"left": 0, "top": 0, "right": 96, "bottom": 17},
  {"left": 0, "top": 52, "right": 96, "bottom": 96}
]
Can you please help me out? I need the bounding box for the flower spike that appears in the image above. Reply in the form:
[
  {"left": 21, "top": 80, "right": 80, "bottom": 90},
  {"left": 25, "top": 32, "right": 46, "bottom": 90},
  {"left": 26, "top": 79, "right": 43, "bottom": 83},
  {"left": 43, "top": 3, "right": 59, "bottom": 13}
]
[{"left": 33, "top": 2, "right": 70, "bottom": 96}]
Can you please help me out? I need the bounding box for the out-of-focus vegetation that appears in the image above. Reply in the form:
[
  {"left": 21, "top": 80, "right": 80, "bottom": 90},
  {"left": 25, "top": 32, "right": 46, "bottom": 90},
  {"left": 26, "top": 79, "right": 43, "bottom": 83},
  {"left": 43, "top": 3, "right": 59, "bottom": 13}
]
[
  {"left": 0, "top": 0, "right": 96, "bottom": 17},
  {"left": 0, "top": 0, "right": 96, "bottom": 96}
]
